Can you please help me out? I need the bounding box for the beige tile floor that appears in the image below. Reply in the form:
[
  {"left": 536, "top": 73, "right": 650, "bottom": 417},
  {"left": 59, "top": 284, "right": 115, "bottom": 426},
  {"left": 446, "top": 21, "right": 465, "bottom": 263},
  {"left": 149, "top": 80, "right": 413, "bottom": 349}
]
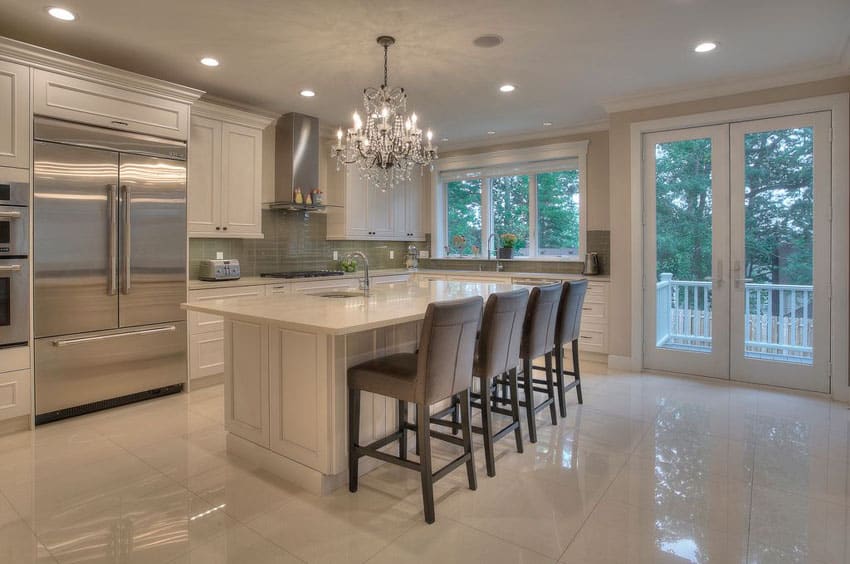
[{"left": 2, "top": 363, "right": 850, "bottom": 563}]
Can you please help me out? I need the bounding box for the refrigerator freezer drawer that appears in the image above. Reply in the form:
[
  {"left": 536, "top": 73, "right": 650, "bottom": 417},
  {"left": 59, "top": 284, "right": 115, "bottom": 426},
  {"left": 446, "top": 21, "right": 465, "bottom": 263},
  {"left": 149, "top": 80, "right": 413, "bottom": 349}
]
[{"left": 35, "top": 322, "right": 186, "bottom": 418}]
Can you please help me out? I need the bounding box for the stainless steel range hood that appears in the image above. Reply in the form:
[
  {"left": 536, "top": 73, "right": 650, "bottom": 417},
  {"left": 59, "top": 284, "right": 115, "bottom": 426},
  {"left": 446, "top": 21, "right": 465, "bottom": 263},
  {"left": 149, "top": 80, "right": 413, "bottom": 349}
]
[{"left": 269, "top": 112, "right": 320, "bottom": 208}]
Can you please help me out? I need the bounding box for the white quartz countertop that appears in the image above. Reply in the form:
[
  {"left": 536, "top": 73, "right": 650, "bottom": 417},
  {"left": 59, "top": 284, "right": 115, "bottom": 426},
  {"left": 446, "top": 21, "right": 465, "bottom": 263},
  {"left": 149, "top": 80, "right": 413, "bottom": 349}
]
[
  {"left": 182, "top": 279, "right": 522, "bottom": 335},
  {"left": 188, "top": 268, "right": 608, "bottom": 290}
]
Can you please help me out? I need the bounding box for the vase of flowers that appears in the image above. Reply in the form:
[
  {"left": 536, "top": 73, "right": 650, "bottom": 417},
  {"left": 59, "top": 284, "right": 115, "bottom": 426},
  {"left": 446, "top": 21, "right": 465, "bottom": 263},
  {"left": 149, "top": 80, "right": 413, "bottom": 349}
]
[
  {"left": 499, "top": 233, "right": 518, "bottom": 259},
  {"left": 451, "top": 234, "right": 467, "bottom": 256}
]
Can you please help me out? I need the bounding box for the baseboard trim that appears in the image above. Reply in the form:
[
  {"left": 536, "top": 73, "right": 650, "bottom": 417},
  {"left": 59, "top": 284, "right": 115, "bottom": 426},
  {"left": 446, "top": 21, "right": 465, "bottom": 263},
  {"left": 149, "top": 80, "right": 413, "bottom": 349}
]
[
  {"left": 607, "top": 355, "right": 636, "bottom": 370},
  {"left": 0, "top": 414, "right": 30, "bottom": 436}
]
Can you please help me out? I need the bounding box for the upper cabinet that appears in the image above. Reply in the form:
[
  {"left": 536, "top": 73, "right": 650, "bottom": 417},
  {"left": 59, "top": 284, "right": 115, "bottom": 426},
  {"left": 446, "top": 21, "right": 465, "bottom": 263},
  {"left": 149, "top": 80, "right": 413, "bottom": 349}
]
[
  {"left": 32, "top": 69, "right": 191, "bottom": 140},
  {"left": 326, "top": 164, "right": 425, "bottom": 241},
  {"left": 188, "top": 102, "right": 275, "bottom": 239},
  {"left": 0, "top": 60, "right": 29, "bottom": 169}
]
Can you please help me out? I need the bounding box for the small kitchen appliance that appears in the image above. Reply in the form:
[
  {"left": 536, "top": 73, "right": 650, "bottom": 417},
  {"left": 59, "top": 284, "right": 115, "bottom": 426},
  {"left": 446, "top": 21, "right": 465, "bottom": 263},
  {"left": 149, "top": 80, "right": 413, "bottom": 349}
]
[
  {"left": 582, "top": 252, "right": 600, "bottom": 275},
  {"left": 405, "top": 243, "right": 419, "bottom": 270},
  {"left": 199, "top": 259, "right": 241, "bottom": 281}
]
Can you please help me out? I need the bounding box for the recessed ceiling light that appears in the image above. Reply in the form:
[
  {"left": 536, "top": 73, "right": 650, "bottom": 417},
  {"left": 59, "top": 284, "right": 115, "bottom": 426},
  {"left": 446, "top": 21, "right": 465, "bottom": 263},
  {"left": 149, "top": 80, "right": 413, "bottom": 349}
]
[
  {"left": 441, "top": 137, "right": 449, "bottom": 142},
  {"left": 694, "top": 42, "right": 717, "bottom": 53},
  {"left": 300, "top": 89, "right": 316, "bottom": 97},
  {"left": 543, "top": 121, "right": 553, "bottom": 127},
  {"left": 499, "top": 84, "right": 516, "bottom": 93},
  {"left": 200, "top": 57, "right": 220, "bottom": 67},
  {"left": 47, "top": 7, "right": 75, "bottom": 21},
  {"left": 473, "top": 34, "right": 503, "bottom": 48},
  {"left": 487, "top": 131, "right": 496, "bottom": 135}
]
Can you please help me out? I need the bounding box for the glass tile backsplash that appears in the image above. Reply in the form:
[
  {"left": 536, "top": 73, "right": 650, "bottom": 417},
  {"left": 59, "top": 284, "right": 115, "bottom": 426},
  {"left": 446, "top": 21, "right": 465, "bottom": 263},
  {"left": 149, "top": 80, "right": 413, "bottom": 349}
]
[{"left": 189, "top": 210, "right": 412, "bottom": 278}]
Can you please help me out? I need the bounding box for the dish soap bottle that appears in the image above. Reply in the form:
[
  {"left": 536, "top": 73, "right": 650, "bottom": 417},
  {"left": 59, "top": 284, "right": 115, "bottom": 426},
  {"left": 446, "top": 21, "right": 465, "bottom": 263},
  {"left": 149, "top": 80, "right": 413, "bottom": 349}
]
[{"left": 294, "top": 187, "right": 303, "bottom": 204}]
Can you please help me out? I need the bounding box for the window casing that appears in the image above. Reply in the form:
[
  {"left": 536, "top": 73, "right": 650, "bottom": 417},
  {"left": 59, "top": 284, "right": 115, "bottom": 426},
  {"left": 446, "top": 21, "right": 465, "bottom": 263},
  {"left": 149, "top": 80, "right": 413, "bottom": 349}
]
[{"left": 441, "top": 157, "right": 584, "bottom": 259}]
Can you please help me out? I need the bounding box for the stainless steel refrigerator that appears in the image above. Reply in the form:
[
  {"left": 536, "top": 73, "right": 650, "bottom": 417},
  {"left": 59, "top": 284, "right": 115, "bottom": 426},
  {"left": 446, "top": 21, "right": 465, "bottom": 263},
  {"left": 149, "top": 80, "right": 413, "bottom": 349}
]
[{"left": 33, "top": 117, "right": 187, "bottom": 424}]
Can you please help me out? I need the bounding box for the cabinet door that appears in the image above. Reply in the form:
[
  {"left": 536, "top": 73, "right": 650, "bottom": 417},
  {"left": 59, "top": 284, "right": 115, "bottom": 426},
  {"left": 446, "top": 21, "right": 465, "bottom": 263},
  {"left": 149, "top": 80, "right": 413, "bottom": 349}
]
[
  {"left": 0, "top": 61, "right": 29, "bottom": 169},
  {"left": 368, "top": 179, "right": 395, "bottom": 237},
  {"left": 405, "top": 176, "right": 425, "bottom": 239},
  {"left": 188, "top": 116, "right": 222, "bottom": 235},
  {"left": 221, "top": 123, "right": 263, "bottom": 236},
  {"left": 344, "top": 168, "right": 371, "bottom": 237}
]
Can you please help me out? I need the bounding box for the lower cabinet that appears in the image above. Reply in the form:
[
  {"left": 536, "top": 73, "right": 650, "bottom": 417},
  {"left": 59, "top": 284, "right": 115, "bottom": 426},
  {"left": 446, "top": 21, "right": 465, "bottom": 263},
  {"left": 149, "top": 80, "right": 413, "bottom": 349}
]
[
  {"left": 0, "top": 345, "right": 30, "bottom": 422},
  {"left": 224, "top": 318, "right": 269, "bottom": 447}
]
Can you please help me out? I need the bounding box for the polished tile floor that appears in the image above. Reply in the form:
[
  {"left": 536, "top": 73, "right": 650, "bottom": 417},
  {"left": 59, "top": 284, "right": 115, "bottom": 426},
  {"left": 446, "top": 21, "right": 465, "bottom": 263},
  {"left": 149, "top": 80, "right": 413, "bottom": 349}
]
[{"left": 2, "top": 363, "right": 850, "bottom": 563}]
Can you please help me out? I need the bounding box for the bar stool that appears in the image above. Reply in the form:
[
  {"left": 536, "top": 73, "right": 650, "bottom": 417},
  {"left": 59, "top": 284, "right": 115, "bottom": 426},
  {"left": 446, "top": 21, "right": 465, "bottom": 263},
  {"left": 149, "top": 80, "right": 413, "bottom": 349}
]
[
  {"left": 517, "top": 283, "right": 563, "bottom": 443},
  {"left": 432, "top": 289, "right": 529, "bottom": 477},
  {"left": 554, "top": 280, "right": 588, "bottom": 416},
  {"left": 347, "top": 296, "right": 483, "bottom": 524}
]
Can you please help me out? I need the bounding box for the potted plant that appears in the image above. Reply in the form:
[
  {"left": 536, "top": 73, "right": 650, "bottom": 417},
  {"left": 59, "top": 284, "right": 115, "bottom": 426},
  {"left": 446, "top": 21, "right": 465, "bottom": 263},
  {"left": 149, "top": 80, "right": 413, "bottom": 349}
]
[{"left": 499, "top": 233, "right": 518, "bottom": 259}]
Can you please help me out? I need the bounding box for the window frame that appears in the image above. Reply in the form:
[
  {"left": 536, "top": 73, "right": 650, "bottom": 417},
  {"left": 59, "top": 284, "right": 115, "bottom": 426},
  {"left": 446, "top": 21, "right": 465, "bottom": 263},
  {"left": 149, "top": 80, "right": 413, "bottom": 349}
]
[{"left": 434, "top": 141, "right": 588, "bottom": 260}]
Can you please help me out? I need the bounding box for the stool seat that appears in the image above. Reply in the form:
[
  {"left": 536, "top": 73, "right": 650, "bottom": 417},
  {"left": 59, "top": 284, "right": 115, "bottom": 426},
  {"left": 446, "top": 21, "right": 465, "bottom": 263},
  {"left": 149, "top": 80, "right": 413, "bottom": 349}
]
[{"left": 349, "top": 353, "right": 418, "bottom": 402}]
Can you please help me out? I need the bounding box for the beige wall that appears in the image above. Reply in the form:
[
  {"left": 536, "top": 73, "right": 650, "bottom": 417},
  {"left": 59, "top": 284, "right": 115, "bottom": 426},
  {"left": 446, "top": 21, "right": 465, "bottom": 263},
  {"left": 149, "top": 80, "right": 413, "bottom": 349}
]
[
  {"left": 439, "top": 130, "right": 611, "bottom": 230},
  {"left": 608, "top": 76, "right": 850, "bottom": 359}
]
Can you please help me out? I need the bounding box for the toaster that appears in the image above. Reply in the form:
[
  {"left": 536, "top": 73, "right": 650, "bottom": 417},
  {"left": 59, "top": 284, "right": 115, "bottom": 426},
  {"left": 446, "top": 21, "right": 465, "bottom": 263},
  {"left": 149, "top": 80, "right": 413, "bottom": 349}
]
[{"left": 199, "top": 259, "right": 241, "bottom": 281}]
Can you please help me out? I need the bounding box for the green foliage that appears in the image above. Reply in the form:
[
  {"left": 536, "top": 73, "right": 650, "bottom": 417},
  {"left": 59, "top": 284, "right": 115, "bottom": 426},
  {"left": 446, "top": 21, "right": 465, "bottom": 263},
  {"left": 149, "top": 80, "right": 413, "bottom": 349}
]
[
  {"left": 537, "top": 170, "right": 580, "bottom": 255},
  {"left": 491, "top": 175, "right": 530, "bottom": 255},
  {"left": 446, "top": 179, "right": 482, "bottom": 255},
  {"left": 655, "top": 127, "right": 813, "bottom": 286}
]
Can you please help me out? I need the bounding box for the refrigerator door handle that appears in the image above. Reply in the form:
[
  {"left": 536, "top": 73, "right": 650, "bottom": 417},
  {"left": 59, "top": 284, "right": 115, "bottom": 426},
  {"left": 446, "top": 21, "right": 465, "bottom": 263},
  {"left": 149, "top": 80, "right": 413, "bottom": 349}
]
[
  {"left": 107, "top": 184, "right": 118, "bottom": 295},
  {"left": 121, "top": 185, "right": 131, "bottom": 295},
  {"left": 52, "top": 325, "right": 177, "bottom": 347}
]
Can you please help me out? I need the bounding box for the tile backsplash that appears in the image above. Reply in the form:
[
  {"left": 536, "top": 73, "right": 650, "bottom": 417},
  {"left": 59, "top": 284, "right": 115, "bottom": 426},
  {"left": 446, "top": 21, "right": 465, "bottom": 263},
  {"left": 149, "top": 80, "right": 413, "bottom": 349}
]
[{"left": 189, "top": 210, "right": 412, "bottom": 278}]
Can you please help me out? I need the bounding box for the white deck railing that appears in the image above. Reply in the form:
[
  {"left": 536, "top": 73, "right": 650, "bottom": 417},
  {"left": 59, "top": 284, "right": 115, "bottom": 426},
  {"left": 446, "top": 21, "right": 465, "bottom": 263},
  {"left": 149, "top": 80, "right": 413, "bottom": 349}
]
[{"left": 656, "top": 273, "right": 814, "bottom": 362}]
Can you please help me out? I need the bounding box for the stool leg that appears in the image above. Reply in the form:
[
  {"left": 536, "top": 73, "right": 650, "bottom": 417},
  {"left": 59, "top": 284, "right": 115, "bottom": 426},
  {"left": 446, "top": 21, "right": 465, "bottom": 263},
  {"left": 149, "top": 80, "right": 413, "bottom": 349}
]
[
  {"left": 522, "top": 357, "right": 538, "bottom": 443},
  {"left": 398, "top": 400, "right": 408, "bottom": 460},
  {"left": 509, "top": 367, "right": 524, "bottom": 454},
  {"left": 416, "top": 402, "right": 435, "bottom": 524},
  {"left": 459, "top": 389, "right": 478, "bottom": 491},
  {"left": 572, "top": 339, "right": 584, "bottom": 404},
  {"left": 479, "top": 376, "right": 496, "bottom": 477},
  {"left": 414, "top": 404, "right": 420, "bottom": 456},
  {"left": 348, "top": 388, "right": 360, "bottom": 493},
  {"left": 545, "top": 352, "right": 558, "bottom": 425},
  {"left": 555, "top": 345, "right": 567, "bottom": 417},
  {"left": 451, "top": 394, "right": 460, "bottom": 436}
]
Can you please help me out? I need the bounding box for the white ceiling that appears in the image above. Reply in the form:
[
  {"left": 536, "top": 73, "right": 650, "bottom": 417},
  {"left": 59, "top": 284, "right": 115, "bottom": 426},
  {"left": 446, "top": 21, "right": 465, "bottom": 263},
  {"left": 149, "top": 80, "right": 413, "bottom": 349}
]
[{"left": 0, "top": 0, "right": 848, "bottom": 145}]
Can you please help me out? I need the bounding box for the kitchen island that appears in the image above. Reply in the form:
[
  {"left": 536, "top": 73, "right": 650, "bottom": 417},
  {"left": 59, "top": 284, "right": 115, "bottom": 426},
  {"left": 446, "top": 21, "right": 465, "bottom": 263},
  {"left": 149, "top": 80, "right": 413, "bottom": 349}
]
[{"left": 182, "top": 279, "right": 518, "bottom": 495}]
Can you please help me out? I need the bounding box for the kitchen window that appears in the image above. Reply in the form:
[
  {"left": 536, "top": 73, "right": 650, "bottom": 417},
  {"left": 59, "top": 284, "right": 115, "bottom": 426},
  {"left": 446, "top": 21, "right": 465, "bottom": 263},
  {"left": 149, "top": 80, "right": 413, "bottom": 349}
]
[{"left": 439, "top": 148, "right": 586, "bottom": 259}]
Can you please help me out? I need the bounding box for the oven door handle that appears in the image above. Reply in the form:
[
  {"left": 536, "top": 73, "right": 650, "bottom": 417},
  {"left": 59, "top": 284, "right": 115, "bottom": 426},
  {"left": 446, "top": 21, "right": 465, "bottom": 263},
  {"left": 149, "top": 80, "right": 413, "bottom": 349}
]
[
  {"left": 0, "top": 264, "right": 22, "bottom": 272},
  {"left": 0, "top": 210, "right": 22, "bottom": 219}
]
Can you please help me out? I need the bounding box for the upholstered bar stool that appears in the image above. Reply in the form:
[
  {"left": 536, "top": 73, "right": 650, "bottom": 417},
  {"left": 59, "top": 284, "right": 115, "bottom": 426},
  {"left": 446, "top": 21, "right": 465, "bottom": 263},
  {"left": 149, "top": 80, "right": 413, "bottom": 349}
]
[
  {"left": 432, "top": 289, "right": 529, "bottom": 477},
  {"left": 554, "top": 280, "right": 588, "bottom": 415},
  {"left": 347, "top": 296, "right": 483, "bottom": 524},
  {"left": 517, "top": 283, "right": 563, "bottom": 443}
]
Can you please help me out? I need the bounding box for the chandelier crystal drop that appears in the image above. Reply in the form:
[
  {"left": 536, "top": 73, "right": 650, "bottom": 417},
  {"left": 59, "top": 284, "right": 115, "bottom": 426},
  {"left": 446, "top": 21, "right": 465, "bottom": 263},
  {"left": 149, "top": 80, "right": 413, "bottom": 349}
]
[{"left": 331, "top": 36, "right": 437, "bottom": 189}]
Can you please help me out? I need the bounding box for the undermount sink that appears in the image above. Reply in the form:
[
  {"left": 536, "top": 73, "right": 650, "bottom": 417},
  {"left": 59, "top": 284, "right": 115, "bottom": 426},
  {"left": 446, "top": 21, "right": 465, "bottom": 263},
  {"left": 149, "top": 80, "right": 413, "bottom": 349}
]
[{"left": 310, "top": 290, "right": 368, "bottom": 298}]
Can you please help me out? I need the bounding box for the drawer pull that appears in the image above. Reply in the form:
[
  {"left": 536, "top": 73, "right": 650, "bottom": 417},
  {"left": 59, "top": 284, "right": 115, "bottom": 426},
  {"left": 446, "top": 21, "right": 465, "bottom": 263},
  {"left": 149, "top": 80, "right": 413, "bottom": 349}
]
[
  {"left": 111, "top": 120, "right": 130, "bottom": 127},
  {"left": 53, "top": 325, "right": 176, "bottom": 347},
  {"left": 582, "top": 307, "right": 592, "bottom": 311},
  {"left": 581, "top": 336, "right": 593, "bottom": 340}
]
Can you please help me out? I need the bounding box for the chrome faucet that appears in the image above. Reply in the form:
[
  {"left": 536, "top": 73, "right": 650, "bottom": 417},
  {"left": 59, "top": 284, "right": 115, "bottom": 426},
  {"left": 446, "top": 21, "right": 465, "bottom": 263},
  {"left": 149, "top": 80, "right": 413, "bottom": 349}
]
[
  {"left": 345, "top": 251, "right": 370, "bottom": 293},
  {"left": 486, "top": 233, "right": 504, "bottom": 272}
]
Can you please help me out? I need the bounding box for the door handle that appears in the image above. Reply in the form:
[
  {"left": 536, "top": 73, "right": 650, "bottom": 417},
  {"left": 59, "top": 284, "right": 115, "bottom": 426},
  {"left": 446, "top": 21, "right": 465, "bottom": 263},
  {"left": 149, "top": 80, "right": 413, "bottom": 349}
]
[
  {"left": 0, "top": 264, "right": 22, "bottom": 272},
  {"left": 52, "top": 325, "right": 177, "bottom": 347},
  {"left": 732, "top": 260, "right": 752, "bottom": 288},
  {"left": 121, "top": 185, "right": 131, "bottom": 295},
  {"left": 107, "top": 185, "right": 118, "bottom": 295},
  {"left": 703, "top": 259, "right": 724, "bottom": 286},
  {"left": 0, "top": 210, "right": 21, "bottom": 219}
]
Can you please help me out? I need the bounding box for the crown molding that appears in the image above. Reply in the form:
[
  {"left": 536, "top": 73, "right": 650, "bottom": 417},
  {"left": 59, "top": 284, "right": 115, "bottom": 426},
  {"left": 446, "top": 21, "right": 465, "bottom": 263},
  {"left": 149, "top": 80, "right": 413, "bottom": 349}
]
[
  {"left": 434, "top": 140, "right": 589, "bottom": 174},
  {"left": 0, "top": 36, "right": 203, "bottom": 104},
  {"left": 198, "top": 95, "right": 281, "bottom": 120},
  {"left": 438, "top": 119, "right": 609, "bottom": 153},
  {"left": 601, "top": 58, "right": 850, "bottom": 114},
  {"left": 194, "top": 97, "right": 279, "bottom": 128}
]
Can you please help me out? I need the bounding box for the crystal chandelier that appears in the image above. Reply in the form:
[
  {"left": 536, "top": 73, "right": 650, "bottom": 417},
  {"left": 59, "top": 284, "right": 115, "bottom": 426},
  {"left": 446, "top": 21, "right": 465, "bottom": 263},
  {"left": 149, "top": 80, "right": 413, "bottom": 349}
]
[{"left": 331, "top": 36, "right": 437, "bottom": 188}]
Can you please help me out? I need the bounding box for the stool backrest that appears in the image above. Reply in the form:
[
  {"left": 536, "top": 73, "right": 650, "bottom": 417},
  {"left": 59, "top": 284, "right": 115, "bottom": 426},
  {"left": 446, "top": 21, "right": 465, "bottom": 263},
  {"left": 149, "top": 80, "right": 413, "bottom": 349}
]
[
  {"left": 417, "top": 296, "right": 484, "bottom": 404},
  {"left": 521, "top": 283, "right": 563, "bottom": 359},
  {"left": 556, "top": 279, "right": 588, "bottom": 345},
  {"left": 477, "top": 289, "right": 529, "bottom": 379}
]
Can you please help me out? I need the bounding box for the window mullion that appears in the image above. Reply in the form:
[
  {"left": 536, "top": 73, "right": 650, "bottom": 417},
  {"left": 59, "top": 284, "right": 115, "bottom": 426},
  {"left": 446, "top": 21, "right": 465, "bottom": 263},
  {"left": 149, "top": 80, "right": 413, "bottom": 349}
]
[
  {"left": 481, "top": 176, "right": 491, "bottom": 259},
  {"left": 529, "top": 174, "right": 538, "bottom": 258}
]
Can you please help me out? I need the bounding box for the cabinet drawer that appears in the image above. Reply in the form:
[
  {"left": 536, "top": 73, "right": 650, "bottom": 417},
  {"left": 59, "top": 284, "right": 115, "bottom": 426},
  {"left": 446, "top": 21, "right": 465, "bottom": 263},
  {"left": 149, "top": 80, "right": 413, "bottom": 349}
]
[
  {"left": 33, "top": 70, "right": 189, "bottom": 140},
  {"left": 578, "top": 327, "right": 607, "bottom": 353},
  {"left": 189, "top": 286, "right": 265, "bottom": 334},
  {"left": 190, "top": 332, "right": 224, "bottom": 380},
  {"left": 0, "top": 369, "right": 30, "bottom": 420},
  {"left": 586, "top": 281, "right": 609, "bottom": 301},
  {"left": 580, "top": 300, "right": 607, "bottom": 322},
  {"left": 0, "top": 345, "right": 29, "bottom": 374},
  {"left": 266, "top": 284, "right": 289, "bottom": 296}
]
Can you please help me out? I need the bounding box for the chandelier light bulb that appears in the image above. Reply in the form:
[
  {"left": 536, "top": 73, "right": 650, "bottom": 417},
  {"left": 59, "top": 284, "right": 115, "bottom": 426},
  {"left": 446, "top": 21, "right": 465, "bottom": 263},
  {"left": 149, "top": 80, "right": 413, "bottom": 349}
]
[
  {"left": 411, "top": 113, "right": 418, "bottom": 125},
  {"left": 427, "top": 130, "right": 433, "bottom": 141},
  {"left": 337, "top": 128, "right": 343, "bottom": 140},
  {"left": 353, "top": 112, "right": 362, "bottom": 129}
]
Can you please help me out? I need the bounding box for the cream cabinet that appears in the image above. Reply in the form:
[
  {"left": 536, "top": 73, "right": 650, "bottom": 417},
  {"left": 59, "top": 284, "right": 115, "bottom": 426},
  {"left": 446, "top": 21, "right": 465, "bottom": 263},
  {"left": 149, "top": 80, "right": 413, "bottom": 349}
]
[
  {"left": 32, "top": 69, "right": 190, "bottom": 140},
  {"left": 187, "top": 285, "right": 266, "bottom": 382},
  {"left": 578, "top": 280, "right": 609, "bottom": 354},
  {"left": 188, "top": 102, "right": 274, "bottom": 238},
  {"left": 0, "top": 60, "right": 29, "bottom": 169},
  {"left": 0, "top": 346, "right": 30, "bottom": 422},
  {"left": 394, "top": 175, "right": 426, "bottom": 240}
]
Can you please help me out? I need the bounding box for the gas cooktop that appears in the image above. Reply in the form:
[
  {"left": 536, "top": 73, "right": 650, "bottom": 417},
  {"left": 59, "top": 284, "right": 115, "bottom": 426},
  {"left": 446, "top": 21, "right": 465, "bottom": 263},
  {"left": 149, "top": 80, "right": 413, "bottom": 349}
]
[{"left": 260, "top": 270, "right": 345, "bottom": 279}]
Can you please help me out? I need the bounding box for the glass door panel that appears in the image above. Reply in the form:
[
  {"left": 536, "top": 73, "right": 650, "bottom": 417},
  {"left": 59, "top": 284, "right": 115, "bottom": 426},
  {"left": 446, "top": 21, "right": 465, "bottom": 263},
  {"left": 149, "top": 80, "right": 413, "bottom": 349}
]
[
  {"left": 490, "top": 175, "right": 530, "bottom": 256},
  {"left": 643, "top": 125, "right": 730, "bottom": 379},
  {"left": 730, "top": 112, "right": 831, "bottom": 392}
]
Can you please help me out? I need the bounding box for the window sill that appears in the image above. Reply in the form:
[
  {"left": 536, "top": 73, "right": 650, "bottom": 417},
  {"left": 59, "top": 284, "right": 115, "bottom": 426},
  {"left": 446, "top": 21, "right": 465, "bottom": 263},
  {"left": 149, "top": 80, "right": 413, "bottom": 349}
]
[{"left": 432, "top": 256, "right": 584, "bottom": 263}]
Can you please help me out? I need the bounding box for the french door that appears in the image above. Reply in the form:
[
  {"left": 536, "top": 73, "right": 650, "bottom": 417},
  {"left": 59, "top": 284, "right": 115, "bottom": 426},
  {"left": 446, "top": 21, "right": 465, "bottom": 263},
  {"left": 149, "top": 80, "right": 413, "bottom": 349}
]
[{"left": 643, "top": 112, "right": 832, "bottom": 393}]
